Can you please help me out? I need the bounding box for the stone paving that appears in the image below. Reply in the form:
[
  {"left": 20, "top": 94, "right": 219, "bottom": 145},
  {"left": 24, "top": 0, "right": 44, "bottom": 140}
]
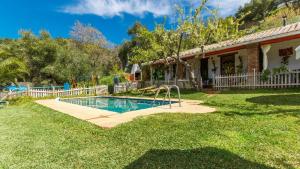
[{"left": 36, "top": 97, "right": 216, "bottom": 128}]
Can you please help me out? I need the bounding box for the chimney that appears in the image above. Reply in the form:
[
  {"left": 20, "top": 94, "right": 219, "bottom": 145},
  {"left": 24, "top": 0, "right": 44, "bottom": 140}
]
[{"left": 282, "top": 16, "right": 287, "bottom": 26}]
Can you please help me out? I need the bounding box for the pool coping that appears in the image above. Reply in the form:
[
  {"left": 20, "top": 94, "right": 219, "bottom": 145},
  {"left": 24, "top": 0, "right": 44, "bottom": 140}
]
[{"left": 35, "top": 96, "right": 216, "bottom": 128}]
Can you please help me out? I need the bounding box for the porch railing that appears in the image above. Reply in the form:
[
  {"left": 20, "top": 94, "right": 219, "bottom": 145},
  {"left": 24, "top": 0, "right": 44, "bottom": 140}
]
[{"left": 214, "top": 70, "right": 300, "bottom": 90}]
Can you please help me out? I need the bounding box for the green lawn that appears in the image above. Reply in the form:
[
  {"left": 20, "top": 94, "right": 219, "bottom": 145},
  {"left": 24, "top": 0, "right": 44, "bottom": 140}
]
[{"left": 0, "top": 89, "right": 299, "bottom": 169}]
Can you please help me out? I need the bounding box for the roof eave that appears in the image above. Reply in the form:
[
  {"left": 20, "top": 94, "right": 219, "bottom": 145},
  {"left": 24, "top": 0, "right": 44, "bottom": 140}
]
[{"left": 181, "top": 30, "right": 300, "bottom": 59}]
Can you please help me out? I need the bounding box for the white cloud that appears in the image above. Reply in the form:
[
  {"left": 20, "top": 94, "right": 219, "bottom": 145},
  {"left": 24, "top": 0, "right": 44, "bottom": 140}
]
[
  {"left": 207, "top": 0, "right": 251, "bottom": 17},
  {"left": 63, "top": 0, "right": 172, "bottom": 18},
  {"left": 62, "top": 0, "right": 250, "bottom": 18}
]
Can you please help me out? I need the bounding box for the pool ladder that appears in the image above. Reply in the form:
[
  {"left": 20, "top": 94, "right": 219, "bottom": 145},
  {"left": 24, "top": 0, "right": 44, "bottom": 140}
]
[{"left": 153, "top": 85, "right": 181, "bottom": 108}]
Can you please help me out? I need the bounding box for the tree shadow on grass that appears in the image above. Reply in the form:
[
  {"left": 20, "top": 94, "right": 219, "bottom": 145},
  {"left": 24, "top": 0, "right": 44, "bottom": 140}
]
[
  {"left": 218, "top": 88, "right": 300, "bottom": 95},
  {"left": 223, "top": 109, "right": 300, "bottom": 118},
  {"left": 125, "top": 147, "right": 274, "bottom": 169},
  {"left": 246, "top": 94, "right": 300, "bottom": 106}
]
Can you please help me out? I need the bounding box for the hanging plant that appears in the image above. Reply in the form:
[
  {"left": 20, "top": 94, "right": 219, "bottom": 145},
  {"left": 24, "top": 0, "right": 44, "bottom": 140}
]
[
  {"left": 272, "top": 47, "right": 292, "bottom": 74},
  {"left": 281, "top": 55, "right": 290, "bottom": 67},
  {"left": 211, "top": 58, "right": 218, "bottom": 74},
  {"left": 236, "top": 55, "right": 244, "bottom": 74}
]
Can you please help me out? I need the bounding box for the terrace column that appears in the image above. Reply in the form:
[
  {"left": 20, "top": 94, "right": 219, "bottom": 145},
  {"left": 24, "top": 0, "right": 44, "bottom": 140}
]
[
  {"left": 296, "top": 45, "right": 300, "bottom": 60},
  {"left": 169, "top": 65, "right": 172, "bottom": 84},
  {"left": 246, "top": 43, "right": 260, "bottom": 73},
  {"left": 150, "top": 67, "right": 153, "bottom": 85},
  {"left": 261, "top": 44, "right": 271, "bottom": 70},
  {"left": 234, "top": 53, "right": 240, "bottom": 74},
  {"left": 178, "top": 64, "right": 184, "bottom": 80},
  {"left": 164, "top": 69, "right": 168, "bottom": 84}
]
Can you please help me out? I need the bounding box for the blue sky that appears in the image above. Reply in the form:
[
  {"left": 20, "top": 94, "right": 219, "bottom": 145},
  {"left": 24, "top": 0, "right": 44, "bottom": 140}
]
[{"left": 0, "top": 0, "right": 250, "bottom": 44}]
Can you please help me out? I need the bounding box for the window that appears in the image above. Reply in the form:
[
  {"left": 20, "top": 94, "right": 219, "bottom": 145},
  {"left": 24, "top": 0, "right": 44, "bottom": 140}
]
[
  {"left": 220, "top": 53, "right": 236, "bottom": 75},
  {"left": 279, "top": 47, "right": 293, "bottom": 56}
]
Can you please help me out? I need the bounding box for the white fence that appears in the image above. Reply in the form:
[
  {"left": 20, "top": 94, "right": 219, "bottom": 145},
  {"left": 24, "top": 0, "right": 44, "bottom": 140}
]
[
  {"left": 0, "top": 85, "right": 108, "bottom": 100},
  {"left": 214, "top": 71, "right": 300, "bottom": 90}
]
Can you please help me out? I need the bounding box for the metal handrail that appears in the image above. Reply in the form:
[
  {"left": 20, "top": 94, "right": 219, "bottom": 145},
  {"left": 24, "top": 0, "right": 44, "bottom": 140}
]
[
  {"left": 154, "top": 85, "right": 170, "bottom": 107},
  {"left": 168, "top": 85, "right": 182, "bottom": 107},
  {"left": 153, "top": 85, "right": 181, "bottom": 108}
]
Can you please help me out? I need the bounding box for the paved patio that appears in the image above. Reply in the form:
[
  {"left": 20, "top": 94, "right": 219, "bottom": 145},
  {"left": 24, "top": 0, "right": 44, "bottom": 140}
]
[{"left": 35, "top": 97, "right": 216, "bottom": 128}]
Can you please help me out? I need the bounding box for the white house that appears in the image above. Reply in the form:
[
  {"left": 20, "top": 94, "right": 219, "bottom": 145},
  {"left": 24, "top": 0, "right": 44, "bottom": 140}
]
[{"left": 141, "top": 22, "right": 300, "bottom": 89}]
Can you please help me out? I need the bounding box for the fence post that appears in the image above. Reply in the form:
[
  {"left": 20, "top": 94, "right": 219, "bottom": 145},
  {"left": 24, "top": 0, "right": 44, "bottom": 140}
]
[
  {"left": 52, "top": 86, "right": 55, "bottom": 96},
  {"left": 27, "top": 85, "right": 30, "bottom": 97}
]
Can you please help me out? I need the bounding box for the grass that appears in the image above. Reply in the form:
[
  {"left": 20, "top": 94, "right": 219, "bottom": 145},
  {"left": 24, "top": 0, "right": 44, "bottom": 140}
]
[{"left": 0, "top": 89, "right": 299, "bottom": 168}]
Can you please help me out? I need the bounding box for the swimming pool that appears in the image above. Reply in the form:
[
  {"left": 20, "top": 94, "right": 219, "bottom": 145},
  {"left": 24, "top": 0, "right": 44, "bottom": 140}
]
[{"left": 61, "top": 97, "right": 176, "bottom": 113}]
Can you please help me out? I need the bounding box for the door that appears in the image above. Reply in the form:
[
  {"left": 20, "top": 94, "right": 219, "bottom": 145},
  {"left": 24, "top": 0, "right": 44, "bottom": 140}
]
[
  {"left": 201, "top": 58, "right": 209, "bottom": 81},
  {"left": 221, "top": 54, "right": 235, "bottom": 75}
]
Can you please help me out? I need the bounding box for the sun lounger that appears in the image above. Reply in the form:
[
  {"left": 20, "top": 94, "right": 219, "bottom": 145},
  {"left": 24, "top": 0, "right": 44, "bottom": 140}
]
[
  {"left": 138, "top": 86, "right": 157, "bottom": 95},
  {"left": 0, "top": 91, "right": 12, "bottom": 108},
  {"left": 0, "top": 101, "right": 8, "bottom": 108},
  {"left": 138, "top": 86, "right": 168, "bottom": 95}
]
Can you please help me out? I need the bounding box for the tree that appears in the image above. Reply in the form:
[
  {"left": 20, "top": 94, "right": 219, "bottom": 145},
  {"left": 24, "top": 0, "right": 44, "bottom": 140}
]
[
  {"left": 236, "top": 0, "right": 278, "bottom": 28},
  {"left": 70, "top": 21, "right": 107, "bottom": 47},
  {"left": 125, "top": 0, "right": 242, "bottom": 89},
  {"left": 19, "top": 30, "right": 58, "bottom": 85},
  {"left": 118, "top": 22, "right": 148, "bottom": 71},
  {"left": 42, "top": 40, "right": 91, "bottom": 84},
  {"left": 130, "top": 25, "right": 165, "bottom": 64},
  {"left": 118, "top": 41, "right": 132, "bottom": 70},
  {"left": 70, "top": 21, "right": 119, "bottom": 86},
  {"left": 0, "top": 23, "right": 121, "bottom": 87},
  {"left": 236, "top": 0, "right": 300, "bottom": 31},
  {"left": 259, "top": 7, "right": 300, "bottom": 30},
  {"left": 0, "top": 44, "right": 28, "bottom": 86}
]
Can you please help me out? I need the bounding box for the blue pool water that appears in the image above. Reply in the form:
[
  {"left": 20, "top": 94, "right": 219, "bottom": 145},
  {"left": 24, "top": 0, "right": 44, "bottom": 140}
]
[{"left": 61, "top": 97, "right": 176, "bottom": 113}]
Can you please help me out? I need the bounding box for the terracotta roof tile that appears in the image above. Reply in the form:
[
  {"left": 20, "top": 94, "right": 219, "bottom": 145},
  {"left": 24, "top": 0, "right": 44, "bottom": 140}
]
[{"left": 180, "top": 22, "right": 300, "bottom": 58}]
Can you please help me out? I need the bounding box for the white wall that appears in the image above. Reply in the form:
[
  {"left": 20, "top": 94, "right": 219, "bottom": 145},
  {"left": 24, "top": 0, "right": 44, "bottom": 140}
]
[
  {"left": 190, "top": 38, "right": 300, "bottom": 79},
  {"left": 237, "top": 49, "right": 248, "bottom": 73},
  {"left": 267, "top": 38, "right": 300, "bottom": 71},
  {"left": 187, "top": 59, "right": 199, "bottom": 80},
  {"left": 208, "top": 55, "right": 220, "bottom": 79}
]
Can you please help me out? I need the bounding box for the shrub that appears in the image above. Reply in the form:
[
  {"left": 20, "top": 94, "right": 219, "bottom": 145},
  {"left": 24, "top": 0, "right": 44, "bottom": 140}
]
[
  {"left": 99, "top": 74, "right": 127, "bottom": 86},
  {"left": 261, "top": 69, "right": 271, "bottom": 82},
  {"left": 8, "top": 96, "right": 34, "bottom": 105}
]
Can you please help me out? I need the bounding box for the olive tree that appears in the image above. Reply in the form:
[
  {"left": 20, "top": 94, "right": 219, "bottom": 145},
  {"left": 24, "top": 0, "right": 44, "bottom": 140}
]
[
  {"left": 127, "top": 0, "right": 242, "bottom": 89},
  {"left": 70, "top": 21, "right": 119, "bottom": 86}
]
